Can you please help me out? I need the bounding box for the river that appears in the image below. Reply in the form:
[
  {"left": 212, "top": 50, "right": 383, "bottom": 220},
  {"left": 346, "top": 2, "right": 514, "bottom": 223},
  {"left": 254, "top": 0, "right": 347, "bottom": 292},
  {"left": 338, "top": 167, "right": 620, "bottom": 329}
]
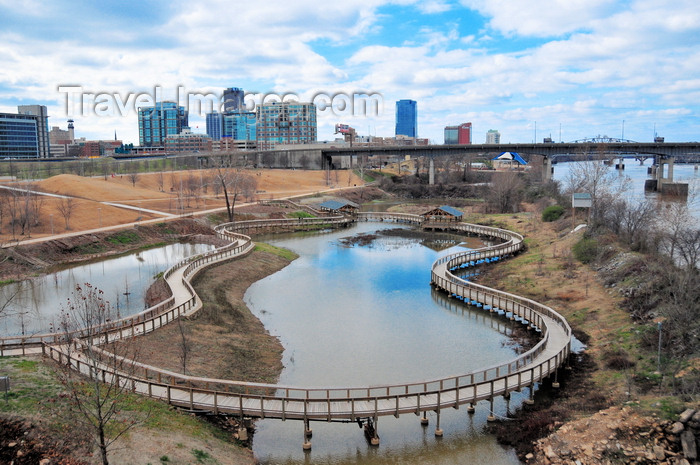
[
  {"left": 551, "top": 159, "right": 700, "bottom": 220},
  {"left": 245, "top": 223, "right": 528, "bottom": 465},
  {"left": 0, "top": 242, "right": 215, "bottom": 336}
]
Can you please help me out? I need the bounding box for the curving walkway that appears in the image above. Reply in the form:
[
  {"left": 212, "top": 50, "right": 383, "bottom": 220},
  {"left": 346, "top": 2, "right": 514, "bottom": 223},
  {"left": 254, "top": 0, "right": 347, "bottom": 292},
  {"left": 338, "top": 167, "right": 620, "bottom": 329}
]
[{"left": 2, "top": 213, "right": 573, "bottom": 448}]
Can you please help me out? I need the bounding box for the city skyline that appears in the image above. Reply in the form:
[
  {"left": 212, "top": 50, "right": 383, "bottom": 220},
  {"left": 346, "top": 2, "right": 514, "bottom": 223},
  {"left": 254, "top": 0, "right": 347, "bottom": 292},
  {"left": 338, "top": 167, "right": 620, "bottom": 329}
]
[{"left": 1, "top": 0, "right": 699, "bottom": 146}]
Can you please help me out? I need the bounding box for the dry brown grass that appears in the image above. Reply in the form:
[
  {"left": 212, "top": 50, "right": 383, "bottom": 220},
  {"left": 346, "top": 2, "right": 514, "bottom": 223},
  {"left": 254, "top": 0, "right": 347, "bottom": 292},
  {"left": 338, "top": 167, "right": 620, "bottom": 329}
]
[{"left": 0, "top": 169, "right": 364, "bottom": 243}]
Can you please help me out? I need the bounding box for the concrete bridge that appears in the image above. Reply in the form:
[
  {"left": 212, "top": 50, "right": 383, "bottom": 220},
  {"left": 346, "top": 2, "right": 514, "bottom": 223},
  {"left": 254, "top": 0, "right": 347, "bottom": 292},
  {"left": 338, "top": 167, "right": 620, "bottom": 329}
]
[{"left": 1, "top": 214, "right": 572, "bottom": 450}]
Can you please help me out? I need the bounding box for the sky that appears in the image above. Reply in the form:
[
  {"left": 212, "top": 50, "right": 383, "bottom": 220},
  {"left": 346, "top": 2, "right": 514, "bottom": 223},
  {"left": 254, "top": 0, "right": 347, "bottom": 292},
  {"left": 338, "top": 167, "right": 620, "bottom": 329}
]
[{"left": 1, "top": 0, "right": 699, "bottom": 145}]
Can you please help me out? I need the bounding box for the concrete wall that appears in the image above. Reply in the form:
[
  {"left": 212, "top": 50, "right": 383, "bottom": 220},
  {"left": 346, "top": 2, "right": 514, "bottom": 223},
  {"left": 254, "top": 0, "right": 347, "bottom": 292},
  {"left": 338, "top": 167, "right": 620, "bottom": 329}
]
[{"left": 255, "top": 149, "right": 324, "bottom": 169}]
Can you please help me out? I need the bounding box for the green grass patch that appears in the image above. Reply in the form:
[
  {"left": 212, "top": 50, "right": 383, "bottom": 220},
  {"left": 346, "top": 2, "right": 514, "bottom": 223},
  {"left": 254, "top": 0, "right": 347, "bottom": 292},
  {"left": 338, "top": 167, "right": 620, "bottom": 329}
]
[
  {"left": 156, "top": 223, "right": 178, "bottom": 235},
  {"left": 74, "top": 243, "right": 107, "bottom": 255},
  {"left": 106, "top": 230, "right": 141, "bottom": 245},
  {"left": 542, "top": 205, "right": 565, "bottom": 222},
  {"left": 0, "top": 279, "right": 16, "bottom": 286},
  {"left": 254, "top": 243, "right": 298, "bottom": 261},
  {"left": 287, "top": 211, "right": 315, "bottom": 219},
  {"left": 572, "top": 237, "right": 600, "bottom": 264}
]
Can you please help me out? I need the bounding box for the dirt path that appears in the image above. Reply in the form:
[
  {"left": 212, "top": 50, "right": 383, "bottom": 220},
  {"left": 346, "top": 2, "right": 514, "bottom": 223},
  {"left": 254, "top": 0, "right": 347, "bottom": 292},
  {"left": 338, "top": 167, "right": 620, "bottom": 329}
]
[{"left": 130, "top": 248, "right": 291, "bottom": 383}]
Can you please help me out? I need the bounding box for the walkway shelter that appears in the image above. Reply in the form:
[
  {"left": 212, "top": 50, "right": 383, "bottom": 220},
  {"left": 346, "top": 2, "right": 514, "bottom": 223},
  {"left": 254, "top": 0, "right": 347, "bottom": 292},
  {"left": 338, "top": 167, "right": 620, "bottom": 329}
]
[
  {"left": 421, "top": 205, "right": 463, "bottom": 223},
  {"left": 492, "top": 152, "right": 528, "bottom": 170},
  {"left": 318, "top": 199, "right": 359, "bottom": 215}
]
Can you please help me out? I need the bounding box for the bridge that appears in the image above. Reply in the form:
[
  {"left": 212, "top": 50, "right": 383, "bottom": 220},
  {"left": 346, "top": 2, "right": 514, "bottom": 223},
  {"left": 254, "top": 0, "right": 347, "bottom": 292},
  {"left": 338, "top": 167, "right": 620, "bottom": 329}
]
[
  {"left": 1, "top": 214, "right": 572, "bottom": 450},
  {"left": 320, "top": 141, "right": 700, "bottom": 160}
]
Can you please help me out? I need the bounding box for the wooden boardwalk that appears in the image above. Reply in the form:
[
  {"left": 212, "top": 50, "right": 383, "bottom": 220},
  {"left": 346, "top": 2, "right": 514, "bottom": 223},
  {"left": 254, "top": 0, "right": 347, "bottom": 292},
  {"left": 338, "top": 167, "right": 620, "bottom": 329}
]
[{"left": 3, "top": 213, "right": 572, "bottom": 446}]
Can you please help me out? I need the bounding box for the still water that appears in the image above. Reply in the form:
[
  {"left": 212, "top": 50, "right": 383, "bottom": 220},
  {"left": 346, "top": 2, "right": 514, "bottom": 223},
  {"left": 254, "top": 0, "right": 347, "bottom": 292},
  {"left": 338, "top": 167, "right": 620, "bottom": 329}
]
[
  {"left": 245, "top": 223, "right": 527, "bottom": 465},
  {"left": 0, "top": 242, "right": 214, "bottom": 336}
]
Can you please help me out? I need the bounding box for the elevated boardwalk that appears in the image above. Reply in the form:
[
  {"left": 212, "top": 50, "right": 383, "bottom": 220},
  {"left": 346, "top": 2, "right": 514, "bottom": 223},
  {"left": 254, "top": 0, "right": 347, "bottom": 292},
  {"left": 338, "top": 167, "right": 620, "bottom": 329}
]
[{"left": 2, "top": 213, "right": 572, "bottom": 448}]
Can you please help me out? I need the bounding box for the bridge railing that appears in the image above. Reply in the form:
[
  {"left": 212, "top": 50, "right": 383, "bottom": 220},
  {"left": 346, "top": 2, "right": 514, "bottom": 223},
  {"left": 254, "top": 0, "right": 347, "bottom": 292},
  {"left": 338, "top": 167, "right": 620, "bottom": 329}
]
[
  {"left": 0, "top": 230, "right": 252, "bottom": 355},
  {"left": 0, "top": 217, "right": 343, "bottom": 355},
  {"left": 9, "top": 213, "right": 574, "bottom": 423},
  {"left": 356, "top": 212, "right": 423, "bottom": 224}
]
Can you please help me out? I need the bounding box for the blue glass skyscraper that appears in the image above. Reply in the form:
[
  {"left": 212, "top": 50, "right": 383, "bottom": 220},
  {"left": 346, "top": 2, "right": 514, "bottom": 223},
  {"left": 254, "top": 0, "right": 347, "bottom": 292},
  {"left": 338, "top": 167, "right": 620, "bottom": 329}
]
[
  {"left": 206, "top": 112, "right": 223, "bottom": 140},
  {"left": 395, "top": 99, "right": 417, "bottom": 138},
  {"left": 223, "top": 112, "right": 257, "bottom": 141},
  {"left": 138, "top": 102, "right": 188, "bottom": 146}
]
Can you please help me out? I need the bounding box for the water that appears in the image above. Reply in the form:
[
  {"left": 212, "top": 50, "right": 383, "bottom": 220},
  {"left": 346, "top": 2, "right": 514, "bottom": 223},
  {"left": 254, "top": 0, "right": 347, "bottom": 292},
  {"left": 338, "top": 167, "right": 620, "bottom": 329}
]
[
  {"left": 245, "top": 223, "right": 527, "bottom": 465},
  {"left": 0, "top": 242, "right": 215, "bottom": 336},
  {"left": 551, "top": 159, "right": 700, "bottom": 221}
]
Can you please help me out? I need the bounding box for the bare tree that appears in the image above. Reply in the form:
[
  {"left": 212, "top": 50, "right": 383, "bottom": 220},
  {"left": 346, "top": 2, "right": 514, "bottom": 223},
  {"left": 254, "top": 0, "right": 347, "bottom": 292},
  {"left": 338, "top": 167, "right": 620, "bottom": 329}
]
[
  {"left": 56, "top": 283, "right": 145, "bottom": 465},
  {"left": 612, "top": 199, "right": 658, "bottom": 252},
  {"left": 177, "top": 317, "right": 191, "bottom": 375},
  {"left": 157, "top": 171, "right": 165, "bottom": 192},
  {"left": 56, "top": 197, "right": 76, "bottom": 230},
  {"left": 564, "top": 151, "right": 630, "bottom": 229},
  {"left": 485, "top": 171, "right": 524, "bottom": 213},
  {"left": 211, "top": 155, "right": 256, "bottom": 222},
  {"left": 127, "top": 170, "right": 139, "bottom": 187}
]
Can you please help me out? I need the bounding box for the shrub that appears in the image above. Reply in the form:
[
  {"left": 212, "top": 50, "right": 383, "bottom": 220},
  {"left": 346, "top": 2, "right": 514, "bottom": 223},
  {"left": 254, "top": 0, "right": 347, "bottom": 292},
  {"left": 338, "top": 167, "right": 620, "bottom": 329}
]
[
  {"left": 542, "top": 205, "right": 565, "bottom": 222},
  {"left": 572, "top": 237, "right": 599, "bottom": 264}
]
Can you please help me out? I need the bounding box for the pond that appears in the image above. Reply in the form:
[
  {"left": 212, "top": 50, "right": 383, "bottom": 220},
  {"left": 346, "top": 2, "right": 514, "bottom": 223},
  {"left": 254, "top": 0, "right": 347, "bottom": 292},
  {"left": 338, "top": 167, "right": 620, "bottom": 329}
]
[
  {"left": 0, "top": 242, "right": 215, "bottom": 336},
  {"left": 245, "top": 223, "right": 529, "bottom": 465}
]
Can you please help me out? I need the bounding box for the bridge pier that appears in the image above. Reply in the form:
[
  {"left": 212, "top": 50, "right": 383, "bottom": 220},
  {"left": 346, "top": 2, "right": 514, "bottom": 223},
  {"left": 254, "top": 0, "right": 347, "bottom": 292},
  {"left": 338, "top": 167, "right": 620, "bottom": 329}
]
[
  {"left": 435, "top": 408, "right": 443, "bottom": 437},
  {"left": 302, "top": 419, "right": 312, "bottom": 450},
  {"left": 524, "top": 383, "right": 535, "bottom": 405},
  {"left": 429, "top": 158, "right": 435, "bottom": 185},
  {"left": 487, "top": 398, "right": 496, "bottom": 422},
  {"left": 542, "top": 157, "right": 553, "bottom": 182},
  {"left": 369, "top": 416, "right": 380, "bottom": 446}
]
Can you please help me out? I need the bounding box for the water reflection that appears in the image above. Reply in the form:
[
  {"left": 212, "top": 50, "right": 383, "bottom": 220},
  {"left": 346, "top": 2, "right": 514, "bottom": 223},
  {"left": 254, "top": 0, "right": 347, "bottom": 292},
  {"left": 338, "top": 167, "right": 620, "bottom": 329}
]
[
  {"left": 246, "top": 223, "right": 524, "bottom": 465},
  {"left": 0, "top": 242, "right": 214, "bottom": 336}
]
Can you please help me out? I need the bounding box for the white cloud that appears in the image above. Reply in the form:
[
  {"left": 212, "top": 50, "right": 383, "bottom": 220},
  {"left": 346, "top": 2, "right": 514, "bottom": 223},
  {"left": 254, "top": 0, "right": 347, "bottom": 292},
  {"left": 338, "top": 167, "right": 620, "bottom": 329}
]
[{"left": 1, "top": 0, "right": 700, "bottom": 144}]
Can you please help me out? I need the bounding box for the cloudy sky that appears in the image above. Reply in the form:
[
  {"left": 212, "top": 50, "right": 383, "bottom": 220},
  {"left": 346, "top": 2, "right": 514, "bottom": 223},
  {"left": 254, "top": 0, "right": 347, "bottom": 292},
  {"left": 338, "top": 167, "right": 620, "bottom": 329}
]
[{"left": 1, "top": 0, "right": 699, "bottom": 145}]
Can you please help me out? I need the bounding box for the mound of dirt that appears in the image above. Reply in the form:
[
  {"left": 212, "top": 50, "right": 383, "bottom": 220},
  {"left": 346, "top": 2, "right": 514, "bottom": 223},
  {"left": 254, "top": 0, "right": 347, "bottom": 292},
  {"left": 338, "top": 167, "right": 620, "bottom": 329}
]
[{"left": 0, "top": 415, "right": 91, "bottom": 465}]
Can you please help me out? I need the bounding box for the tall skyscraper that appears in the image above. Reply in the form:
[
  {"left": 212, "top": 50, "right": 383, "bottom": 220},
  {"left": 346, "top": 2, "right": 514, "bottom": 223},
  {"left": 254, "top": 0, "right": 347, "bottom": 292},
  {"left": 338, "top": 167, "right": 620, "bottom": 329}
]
[
  {"left": 223, "top": 87, "right": 245, "bottom": 113},
  {"left": 486, "top": 129, "right": 501, "bottom": 144},
  {"left": 395, "top": 99, "right": 417, "bottom": 138},
  {"left": 0, "top": 112, "right": 40, "bottom": 158},
  {"left": 17, "top": 105, "right": 49, "bottom": 157},
  {"left": 444, "top": 123, "right": 472, "bottom": 144},
  {"left": 256, "top": 101, "right": 317, "bottom": 150},
  {"left": 137, "top": 102, "right": 188, "bottom": 146},
  {"left": 223, "top": 112, "right": 257, "bottom": 141},
  {"left": 206, "top": 112, "right": 223, "bottom": 140}
]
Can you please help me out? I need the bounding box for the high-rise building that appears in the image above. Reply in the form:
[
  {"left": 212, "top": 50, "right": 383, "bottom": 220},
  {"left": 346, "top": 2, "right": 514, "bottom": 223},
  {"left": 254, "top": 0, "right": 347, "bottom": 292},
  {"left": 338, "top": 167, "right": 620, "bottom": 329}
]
[
  {"left": 206, "top": 112, "right": 223, "bottom": 141},
  {"left": 223, "top": 112, "right": 257, "bottom": 141},
  {"left": 0, "top": 112, "right": 40, "bottom": 158},
  {"left": 256, "top": 101, "right": 317, "bottom": 150},
  {"left": 395, "top": 99, "right": 417, "bottom": 138},
  {"left": 486, "top": 129, "right": 501, "bottom": 144},
  {"left": 137, "top": 102, "right": 188, "bottom": 147},
  {"left": 17, "top": 105, "right": 49, "bottom": 157},
  {"left": 444, "top": 123, "right": 472, "bottom": 145},
  {"left": 223, "top": 87, "right": 244, "bottom": 113}
]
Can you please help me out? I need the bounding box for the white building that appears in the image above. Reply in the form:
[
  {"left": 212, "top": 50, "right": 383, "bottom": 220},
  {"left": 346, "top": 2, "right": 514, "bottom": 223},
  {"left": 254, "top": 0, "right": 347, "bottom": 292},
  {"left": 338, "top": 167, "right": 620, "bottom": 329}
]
[{"left": 486, "top": 129, "right": 501, "bottom": 144}]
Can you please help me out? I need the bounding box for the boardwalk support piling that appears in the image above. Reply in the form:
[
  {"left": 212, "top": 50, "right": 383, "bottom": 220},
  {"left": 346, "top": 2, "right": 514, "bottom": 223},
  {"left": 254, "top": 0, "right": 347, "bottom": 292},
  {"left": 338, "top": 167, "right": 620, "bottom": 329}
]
[
  {"left": 302, "top": 419, "right": 312, "bottom": 450},
  {"left": 487, "top": 398, "right": 496, "bottom": 422},
  {"left": 467, "top": 403, "right": 475, "bottom": 414}
]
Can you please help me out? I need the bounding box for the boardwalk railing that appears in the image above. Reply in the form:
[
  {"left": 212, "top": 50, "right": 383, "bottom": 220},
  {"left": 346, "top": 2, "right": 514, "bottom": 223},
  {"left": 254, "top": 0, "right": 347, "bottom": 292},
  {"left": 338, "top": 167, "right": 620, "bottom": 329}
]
[{"left": 6, "top": 213, "right": 573, "bottom": 442}]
